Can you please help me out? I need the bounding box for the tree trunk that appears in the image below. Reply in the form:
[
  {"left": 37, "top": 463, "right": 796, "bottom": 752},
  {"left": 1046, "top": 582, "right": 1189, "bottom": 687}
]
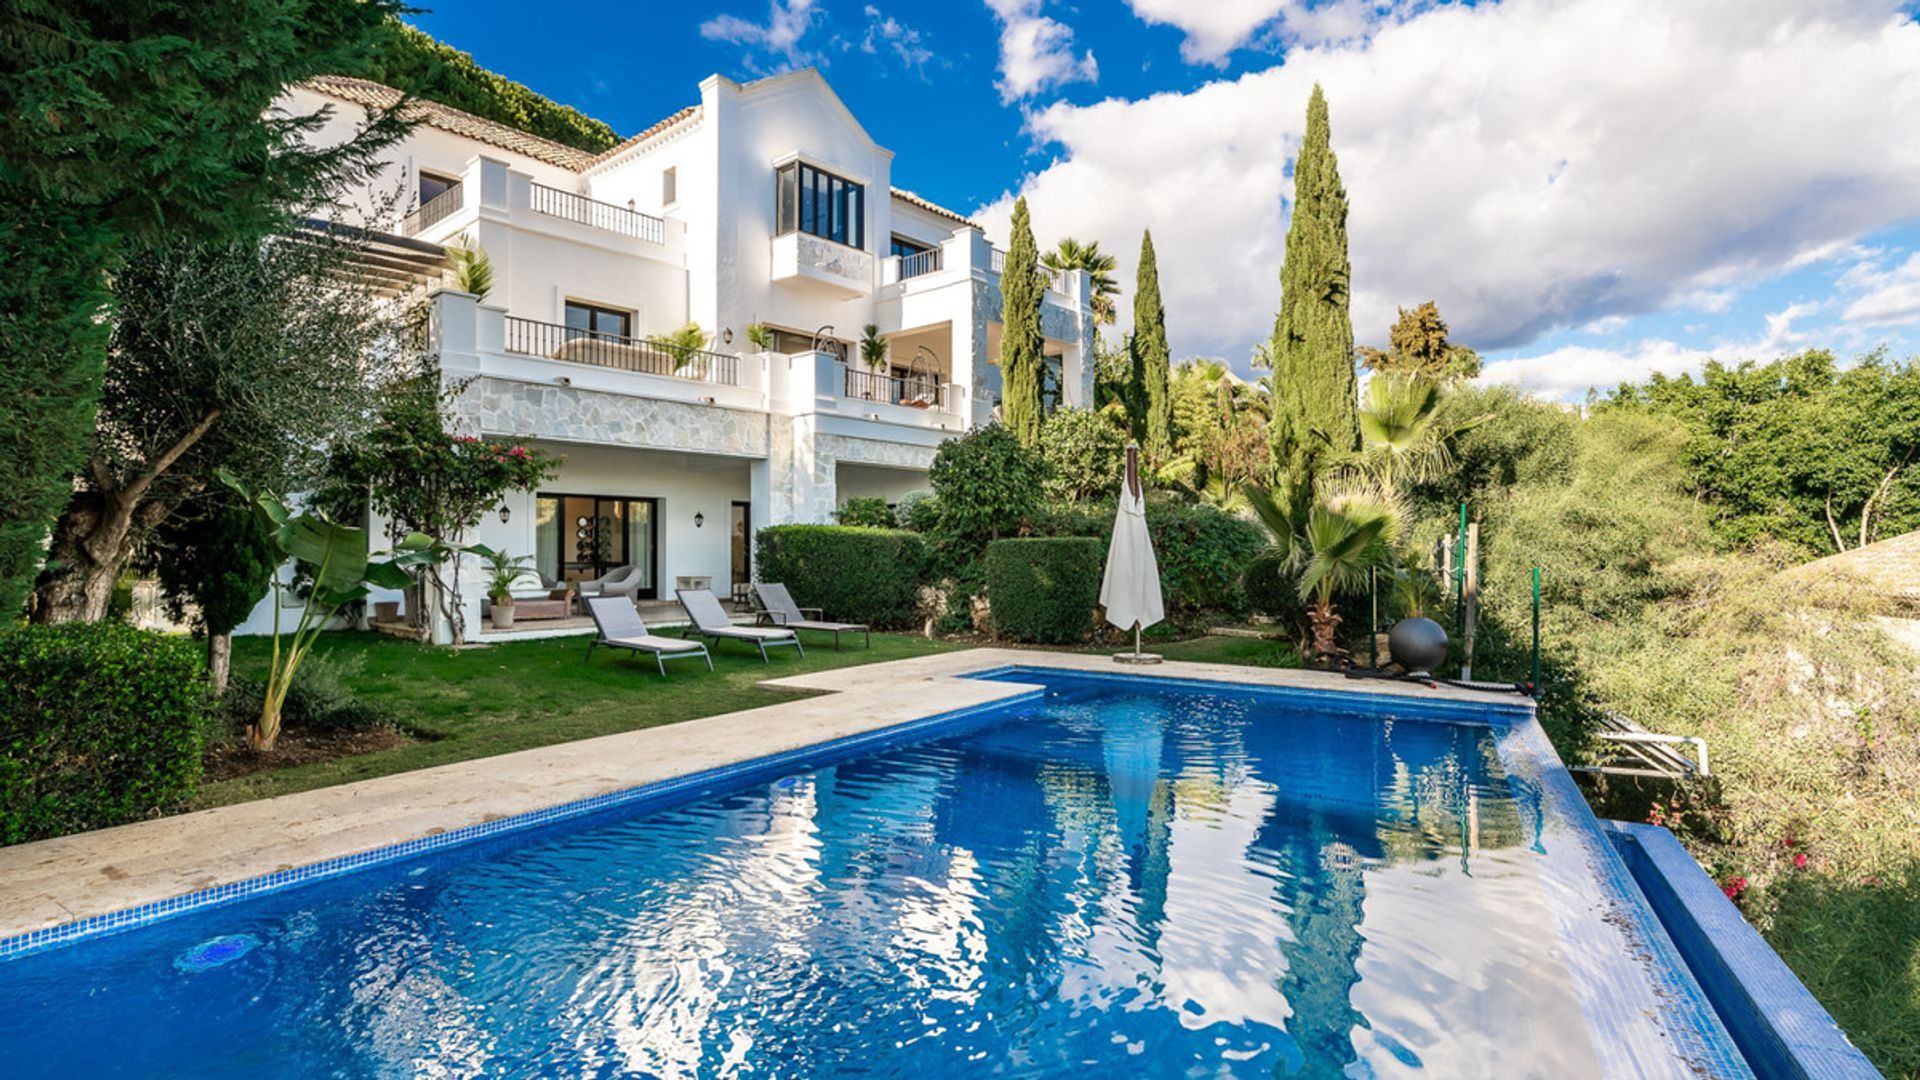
[
  {"left": 31, "top": 494, "right": 137, "bottom": 623},
  {"left": 1309, "top": 598, "right": 1342, "bottom": 664},
  {"left": 208, "top": 632, "right": 232, "bottom": 695}
]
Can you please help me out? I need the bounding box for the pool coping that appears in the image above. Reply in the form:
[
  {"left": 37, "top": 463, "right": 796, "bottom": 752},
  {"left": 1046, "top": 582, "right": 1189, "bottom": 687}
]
[
  {"left": 0, "top": 648, "right": 1530, "bottom": 957},
  {"left": 1601, "top": 822, "right": 1879, "bottom": 1079}
]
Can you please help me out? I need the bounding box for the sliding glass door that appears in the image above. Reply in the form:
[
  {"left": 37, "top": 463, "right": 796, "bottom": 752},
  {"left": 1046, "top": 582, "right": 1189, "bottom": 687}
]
[{"left": 534, "top": 494, "right": 659, "bottom": 598}]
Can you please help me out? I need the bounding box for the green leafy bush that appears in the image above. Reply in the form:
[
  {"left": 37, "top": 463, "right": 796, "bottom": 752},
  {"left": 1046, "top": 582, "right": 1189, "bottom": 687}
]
[
  {"left": 367, "top": 22, "right": 622, "bottom": 152},
  {"left": 895, "top": 489, "right": 939, "bottom": 532},
  {"left": 835, "top": 496, "right": 895, "bottom": 528},
  {"left": 985, "top": 538, "right": 1103, "bottom": 643},
  {"left": 929, "top": 424, "right": 1044, "bottom": 546},
  {"left": 756, "top": 525, "right": 933, "bottom": 629},
  {"left": 1243, "top": 550, "right": 1307, "bottom": 630},
  {"left": 0, "top": 623, "right": 207, "bottom": 844},
  {"left": 223, "top": 652, "right": 398, "bottom": 738},
  {"left": 1037, "top": 407, "right": 1126, "bottom": 502},
  {"left": 1032, "top": 499, "right": 1266, "bottom": 624}
]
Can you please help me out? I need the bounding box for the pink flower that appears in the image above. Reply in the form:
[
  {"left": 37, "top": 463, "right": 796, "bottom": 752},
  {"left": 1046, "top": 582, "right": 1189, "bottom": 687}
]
[
  {"left": 1781, "top": 835, "right": 1796, "bottom": 848},
  {"left": 1792, "top": 853, "right": 1809, "bottom": 870},
  {"left": 1721, "top": 876, "right": 1749, "bottom": 900}
]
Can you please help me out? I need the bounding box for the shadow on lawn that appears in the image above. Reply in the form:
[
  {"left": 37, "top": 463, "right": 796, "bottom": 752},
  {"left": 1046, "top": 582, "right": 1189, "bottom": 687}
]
[{"left": 1764, "top": 864, "right": 1920, "bottom": 1078}]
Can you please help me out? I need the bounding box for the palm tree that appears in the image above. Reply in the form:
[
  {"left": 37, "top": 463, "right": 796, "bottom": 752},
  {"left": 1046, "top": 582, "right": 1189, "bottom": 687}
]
[
  {"left": 1355, "top": 373, "right": 1484, "bottom": 492},
  {"left": 1296, "top": 486, "right": 1398, "bottom": 662},
  {"left": 1041, "top": 236, "right": 1121, "bottom": 324}
]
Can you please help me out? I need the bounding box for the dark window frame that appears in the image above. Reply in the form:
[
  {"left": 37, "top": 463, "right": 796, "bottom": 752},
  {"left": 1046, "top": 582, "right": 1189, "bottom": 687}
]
[
  {"left": 563, "top": 300, "right": 633, "bottom": 341},
  {"left": 890, "top": 234, "right": 934, "bottom": 259},
  {"left": 418, "top": 169, "right": 460, "bottom": 205},
  {"left": 775, "top": 161, "right": 865, "bottom": 250}
]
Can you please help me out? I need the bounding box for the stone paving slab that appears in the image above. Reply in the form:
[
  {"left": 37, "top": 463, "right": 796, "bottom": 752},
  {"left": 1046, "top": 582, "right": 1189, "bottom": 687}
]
[{"left": 0, "top": 646, "right": 1525, "bottom": 944}]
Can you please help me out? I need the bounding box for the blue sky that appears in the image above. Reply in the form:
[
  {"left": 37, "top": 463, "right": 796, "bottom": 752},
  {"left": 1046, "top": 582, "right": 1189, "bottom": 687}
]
[{"left": 409, "top": 1, "right": 1920, "bottom": 397}]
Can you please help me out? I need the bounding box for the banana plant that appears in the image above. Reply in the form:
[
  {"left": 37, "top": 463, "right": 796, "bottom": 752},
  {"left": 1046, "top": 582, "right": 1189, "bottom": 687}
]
[{"left": 220, "top": 471, "right": 412, "bottom": 751}]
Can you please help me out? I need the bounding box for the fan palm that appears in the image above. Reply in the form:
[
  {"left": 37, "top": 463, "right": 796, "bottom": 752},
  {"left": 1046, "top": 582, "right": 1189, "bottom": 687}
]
[
  {"left": 1041, "top": 237, "right": 1121, "bottom": 324},
  {"left": 1295, "top": 486, "right": 1399, "bottom": 661},
  {"left": 1356, "top": 373, "right": 1485, "bottom": 492}
]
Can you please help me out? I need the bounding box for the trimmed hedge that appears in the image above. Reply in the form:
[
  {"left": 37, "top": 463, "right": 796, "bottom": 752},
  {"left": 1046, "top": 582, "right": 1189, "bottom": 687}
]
[
  {"left": 1031, "top": 500, "right": 1266, "bottom": 623},
  {"left": 0, "top": 623, "right": 207, "bottom": 845},
  {"left": 985, "top": 537, "right": 1103, "bottom": 644},
  {"left": 756, "top": 525, "right": 933, "bottom": 629}
]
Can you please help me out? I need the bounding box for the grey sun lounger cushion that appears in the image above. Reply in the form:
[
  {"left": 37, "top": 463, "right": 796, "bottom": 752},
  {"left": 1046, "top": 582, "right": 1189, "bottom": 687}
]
[
  {"left": 585, "top": 597, "right": 712, "bottom": 675},
  {"left": 753, "top": 582, "right": 870, "bottom": 650},
  {"left": 677, "top": 588, "right": 803, "bottom": 661}
]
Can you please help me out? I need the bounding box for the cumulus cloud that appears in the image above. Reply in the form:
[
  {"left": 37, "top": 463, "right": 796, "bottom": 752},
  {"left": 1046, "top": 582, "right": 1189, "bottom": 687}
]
[
  {"left": 986, "top": 0, "right": 1098, "bottom": 102},
  {"left": 1126, "top": 0, "right": 1425, "bottom": 64},
  {"left": 975, "top": 0, "right": 1920, "bottom": 377},
  {"left": 700, "top": 0, "right": 826, "bottom": 73},
  {"left": 1843, "top": 251, "right": 1920, "bottom": 326},
  {"left": 1485, "top": 300, "right": 1825, "bottom": 398},
  {"left": 861, "top": 5, "right": 934, "bottom": 74}
]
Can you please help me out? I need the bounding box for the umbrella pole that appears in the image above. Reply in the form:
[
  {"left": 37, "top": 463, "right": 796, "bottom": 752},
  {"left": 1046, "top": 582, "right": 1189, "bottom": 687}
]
[{"left": 1115, "top": 620, "right": 1161, "bottom": 665}]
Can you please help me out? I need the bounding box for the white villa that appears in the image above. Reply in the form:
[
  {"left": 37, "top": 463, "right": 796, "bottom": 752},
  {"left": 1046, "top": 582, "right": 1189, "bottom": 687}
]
[{"left": 267, "top": 68, "right": 1096, "bottom": 636}]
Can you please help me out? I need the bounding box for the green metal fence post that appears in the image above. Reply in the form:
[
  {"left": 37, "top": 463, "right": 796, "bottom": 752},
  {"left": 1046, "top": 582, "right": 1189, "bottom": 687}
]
[
  {"left": 1530, "top": 566, "right": 1542, "bottom": 694},
  {"left": 1454, "top": 503, "right": 1468, "bottom": 636},
  {"left": 1368, "top": 566, "right": 1378, "bottom": 668}
]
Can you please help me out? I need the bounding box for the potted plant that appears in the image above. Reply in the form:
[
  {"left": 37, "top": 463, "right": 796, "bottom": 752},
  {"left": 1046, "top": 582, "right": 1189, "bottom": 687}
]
[
  {"left": 858, "top": 323, "right": 888, "bottom": 400},
  {"left": 648, "top": 322, "right": 712, "bottom": 379},
  {"left": 1386, "top": 564, "right": 1449, "bottom": 674},
  {"left": 745, "top": 320, "right": 775, "bottom": 352},
  {"left": 479, "top": 547, "right": 538, "bottom": 630}
]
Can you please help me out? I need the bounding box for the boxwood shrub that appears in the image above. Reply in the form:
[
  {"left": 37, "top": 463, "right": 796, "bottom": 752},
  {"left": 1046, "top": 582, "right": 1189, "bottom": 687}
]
[
  {"left": 1030, "top": 500, "right": 1266, "bottom": 624},
  {"left": 985, "top": 537, "right": 1103, "bottom": 644},
  {"left": 0, "top": 622, "right": 207, "bottom": 845},
  {"left": 756, "top": 525, "right": 933, "bottom": 629}
]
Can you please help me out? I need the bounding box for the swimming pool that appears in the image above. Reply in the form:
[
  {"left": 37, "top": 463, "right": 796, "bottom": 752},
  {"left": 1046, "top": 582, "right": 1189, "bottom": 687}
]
[{"left": 0, "top": 667, "right": 1754, "bottom": 1077}]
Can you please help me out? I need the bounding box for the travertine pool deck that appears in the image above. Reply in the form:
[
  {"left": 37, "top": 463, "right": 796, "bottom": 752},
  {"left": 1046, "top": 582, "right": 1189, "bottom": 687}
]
[{"left": 0, "top": 648, "right": 1526, "bottom": 946}]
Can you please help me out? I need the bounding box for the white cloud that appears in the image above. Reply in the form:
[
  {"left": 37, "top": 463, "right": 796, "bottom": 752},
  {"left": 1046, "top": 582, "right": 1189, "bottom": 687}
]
[
  {"left": 1842, "top": 251, "right": 1920, "bottom": 326},
  {"left": 974, "top": 0, "right": 1920, "bottom": 373},
  {"left": 985, "top": 0, "right": 1098, "bottom": 102},
  {"left": 1485, "top": 300, "right": 1826, "bottom": 398},
  {"left": 861, "top": 5, "right": 934, "bottom": 73},
  {"left": 1126, "top": 0, "right": 1425, "bottom": 64},
  {"left": 700, "top": 0, "right": 826, "bottom": 73},
  {"left": 1582, "top": 314, "right": 1630, "bottom": 335}
]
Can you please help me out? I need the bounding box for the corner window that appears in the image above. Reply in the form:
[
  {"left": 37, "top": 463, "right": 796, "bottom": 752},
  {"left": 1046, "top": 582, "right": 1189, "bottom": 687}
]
[
  {"left": 564, "top": 300, "right": 632, "bottom": 341},
  {"left": 662, "top": 166, "right": 677, "bottom": 207},
  {"left": 776, "top": 161, "right": 865, "bottom": 249}
]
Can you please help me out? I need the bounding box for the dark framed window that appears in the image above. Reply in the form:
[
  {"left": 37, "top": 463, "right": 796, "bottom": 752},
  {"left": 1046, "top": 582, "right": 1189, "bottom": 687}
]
[
  {"left": 564, "top": 301, "right": 631, "bottom": 341},
  {"left": 1042, "top": 353, "right": 1064, "bottom": 414},
  {"left": 535, "top": 494, "right": 659, "bottom": 599},
  {"left": 418, "top": 170, "right": 459, "bottom": 204},
  {"left": 768, "top": 326, "right": 848, "bottom": 362},
  {"left": 775, "top": 161, "right": 865, "bottom": 249},
  {"left": 890, "top": 235, "right": 933, "bottom": 259}
]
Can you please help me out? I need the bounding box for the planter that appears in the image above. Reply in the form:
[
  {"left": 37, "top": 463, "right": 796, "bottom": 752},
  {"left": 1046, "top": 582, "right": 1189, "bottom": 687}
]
[
  {"left": 373, "top": 600, "right": 401, "bottom": 622},
  {"left": 1388, "top": 616, "right": 1449, "bottom": 674},
  {"left": 490, "top": 602, "right": 516, "bottom": 630}
]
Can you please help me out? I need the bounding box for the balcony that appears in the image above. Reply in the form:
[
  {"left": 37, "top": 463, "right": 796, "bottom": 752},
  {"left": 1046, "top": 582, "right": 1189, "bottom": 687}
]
[
  {"left": 893, "top": 248, "right": 943, "bottom": 281},
  {"left": 771, "top": 231, "right": 873, "bottom": 296},
  {"left": 843, "top": 365, "right": 945, "bottom": 409},
  {"left": 503, "top": 316, "right": 740, "bottom": 386},
  {"left": 529, "top": 182, "right": 666, "bottom": 244},
  {"left": 402, "top": 183, "right": 464, "bottom": 237},
  {"left": 989, "top": 247, "right": 1065, "bottom": 294}
]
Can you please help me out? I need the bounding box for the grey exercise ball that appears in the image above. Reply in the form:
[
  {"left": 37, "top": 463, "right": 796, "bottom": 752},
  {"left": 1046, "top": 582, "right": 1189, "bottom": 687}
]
[{"left": 1388, "top": 617, "right": 1449, "bottom": 673}]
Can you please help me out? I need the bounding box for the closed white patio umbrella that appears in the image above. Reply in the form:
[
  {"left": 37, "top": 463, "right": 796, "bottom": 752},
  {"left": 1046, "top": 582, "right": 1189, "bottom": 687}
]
[{"left": 1100, "top": 443, "right": 1164, "bottom": 664}]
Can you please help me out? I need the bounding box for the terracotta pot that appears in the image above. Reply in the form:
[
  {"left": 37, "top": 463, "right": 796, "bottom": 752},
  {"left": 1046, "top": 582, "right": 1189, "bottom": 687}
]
[{"left": 374, "top": 600, "right": 401, "bottom": 622}]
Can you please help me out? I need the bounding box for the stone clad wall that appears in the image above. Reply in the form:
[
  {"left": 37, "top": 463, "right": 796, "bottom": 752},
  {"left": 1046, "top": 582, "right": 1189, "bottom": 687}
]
[{"left": 451, "top": 376, "right": 770, "bottom": 458}]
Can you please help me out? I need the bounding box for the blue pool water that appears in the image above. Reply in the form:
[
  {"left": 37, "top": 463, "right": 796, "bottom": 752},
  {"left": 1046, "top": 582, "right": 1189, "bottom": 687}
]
[{"left": 0, "top": 670, "right": 1747, "bottom": 1077}]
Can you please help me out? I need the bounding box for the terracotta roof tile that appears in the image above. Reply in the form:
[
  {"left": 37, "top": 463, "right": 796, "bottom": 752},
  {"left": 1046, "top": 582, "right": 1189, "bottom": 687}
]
[
  {"left": 583, "top": 106, "right": 702, "bottom": 171},
  {"left": 891, "top": 187, "right": 976, "bottom": 228},
  {"left": 302, "top": 75, "right": 604, "bottom": 171}
]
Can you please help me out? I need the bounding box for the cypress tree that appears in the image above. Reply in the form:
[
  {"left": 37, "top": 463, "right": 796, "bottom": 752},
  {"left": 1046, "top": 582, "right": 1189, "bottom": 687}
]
[
  {"left": 1132, "top": 230, "right": 1173, "bottom": 459},
  {"left": 1269, "top": 84, "right": 1358, "bottom": 491},
  {"left": 1000, "top": 197, "right": 1045, "bottom": 446}
]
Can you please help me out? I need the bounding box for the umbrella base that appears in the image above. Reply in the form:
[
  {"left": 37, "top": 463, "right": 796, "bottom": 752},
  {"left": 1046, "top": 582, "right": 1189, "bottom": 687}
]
[{"left": 1113, "top": 652, "right": 1163, "bottom": 665}]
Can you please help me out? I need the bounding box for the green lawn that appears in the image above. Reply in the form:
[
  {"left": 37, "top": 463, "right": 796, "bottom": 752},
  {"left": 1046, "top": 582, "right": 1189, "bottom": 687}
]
[
  {"left": 211, "top": 629, "right": 957, "bottom": 808},
  {"left": 210, "top": 626, "right": 1295, "bottom": 810}
]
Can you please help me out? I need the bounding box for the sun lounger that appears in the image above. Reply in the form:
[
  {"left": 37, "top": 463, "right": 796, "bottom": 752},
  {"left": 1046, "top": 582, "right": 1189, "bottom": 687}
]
[
  {"left": 677, "top": 588, "right": 803, "bottom": 662},
  {"left": 584, "top": 596, "right": 712, "bottom": 676},
  {"left": 753, "top": 582, "right": 870, "bottom": 650}
]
